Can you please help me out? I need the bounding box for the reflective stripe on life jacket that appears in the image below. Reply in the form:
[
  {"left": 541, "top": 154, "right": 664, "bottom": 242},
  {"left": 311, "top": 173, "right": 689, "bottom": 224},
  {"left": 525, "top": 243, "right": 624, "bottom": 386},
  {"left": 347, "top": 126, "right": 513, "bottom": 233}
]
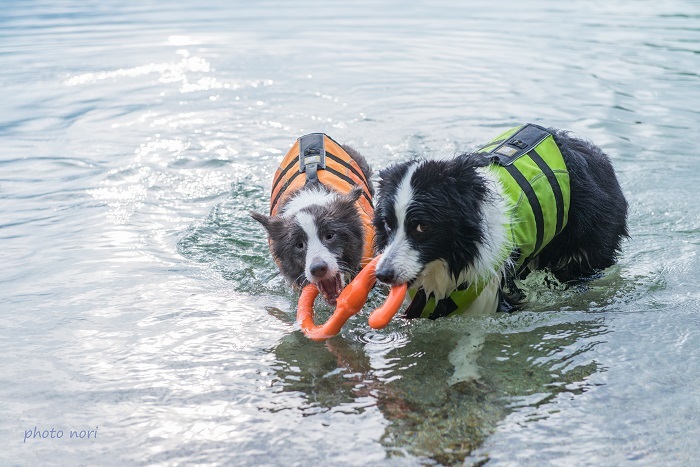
[
  {"left": 405, "top": 124, "right": 571, "bottom": 319},
  {"left": 269, "top": 133, "right": 375, "bottom": 267}
]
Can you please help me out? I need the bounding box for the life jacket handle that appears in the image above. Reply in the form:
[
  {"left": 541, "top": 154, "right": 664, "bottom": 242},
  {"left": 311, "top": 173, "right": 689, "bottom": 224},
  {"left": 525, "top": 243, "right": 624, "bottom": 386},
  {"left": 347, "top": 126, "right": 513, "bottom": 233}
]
[{"left": 299, "top": 133, "right": 326, "bottom": 185}]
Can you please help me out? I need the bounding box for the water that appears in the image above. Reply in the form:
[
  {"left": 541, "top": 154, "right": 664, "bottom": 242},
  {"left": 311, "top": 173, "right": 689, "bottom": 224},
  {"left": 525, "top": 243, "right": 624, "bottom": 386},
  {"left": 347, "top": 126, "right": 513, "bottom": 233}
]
[{"left": 1, "top": 0, "right": 699, "bottom": 464}]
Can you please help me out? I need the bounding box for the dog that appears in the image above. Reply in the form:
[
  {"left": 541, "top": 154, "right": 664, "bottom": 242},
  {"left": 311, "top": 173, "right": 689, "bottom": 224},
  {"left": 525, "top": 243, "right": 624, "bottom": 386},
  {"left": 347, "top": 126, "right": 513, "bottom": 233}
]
[
  {"left": 373, "top": 124, "right": 629, "bottom": 318},
  {"left": 250, "top": 133, "right": 375, "bottom": 305}
]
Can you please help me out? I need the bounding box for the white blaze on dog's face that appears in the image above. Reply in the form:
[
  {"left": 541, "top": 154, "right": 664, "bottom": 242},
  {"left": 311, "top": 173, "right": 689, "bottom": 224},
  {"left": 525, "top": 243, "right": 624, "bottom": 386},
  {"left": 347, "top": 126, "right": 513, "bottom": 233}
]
[
  {"left": 293, "top": 210, "right": 343, "bottom": 302},
  {"left": 374, "top": 163, "right": 422, "bottom": 285},
  {"left": 373, "top": 158, "right": 510, "bottom": 301}
]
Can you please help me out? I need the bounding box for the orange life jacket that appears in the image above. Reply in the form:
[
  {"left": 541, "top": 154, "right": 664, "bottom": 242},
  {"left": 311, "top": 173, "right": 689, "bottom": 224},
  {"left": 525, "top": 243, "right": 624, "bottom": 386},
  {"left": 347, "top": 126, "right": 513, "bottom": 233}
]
[{"left": 269, "top": 133, "right": 375, "bottom": 266}]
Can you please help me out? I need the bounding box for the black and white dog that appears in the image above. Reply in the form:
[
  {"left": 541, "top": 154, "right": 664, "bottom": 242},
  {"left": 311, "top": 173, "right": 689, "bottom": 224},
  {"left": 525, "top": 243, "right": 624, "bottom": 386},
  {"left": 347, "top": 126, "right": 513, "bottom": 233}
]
[
  {"left": 373, "top": 124, "right": 628, "bottom": 317},
  {"left": 251, "top": 133, "right": 375, "bottom": 305}
]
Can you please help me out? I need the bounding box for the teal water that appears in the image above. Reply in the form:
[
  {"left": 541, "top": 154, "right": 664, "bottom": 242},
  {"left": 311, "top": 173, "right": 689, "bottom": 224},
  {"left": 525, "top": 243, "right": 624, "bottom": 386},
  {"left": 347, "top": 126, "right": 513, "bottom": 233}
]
[{"left": 1, "top": 1, "right": 699, "bottom": 465}]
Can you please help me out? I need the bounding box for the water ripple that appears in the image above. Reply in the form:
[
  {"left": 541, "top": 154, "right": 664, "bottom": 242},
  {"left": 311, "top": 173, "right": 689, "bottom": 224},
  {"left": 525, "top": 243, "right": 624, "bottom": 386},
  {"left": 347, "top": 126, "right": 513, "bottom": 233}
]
[{"left": 2, "top": 0, "right": 700, "bottom": 465}]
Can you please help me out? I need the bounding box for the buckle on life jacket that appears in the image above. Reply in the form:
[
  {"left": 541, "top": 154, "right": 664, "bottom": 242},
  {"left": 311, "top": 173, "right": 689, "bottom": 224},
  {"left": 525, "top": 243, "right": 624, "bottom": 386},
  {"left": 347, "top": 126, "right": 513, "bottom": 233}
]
[
  {"left": 485, "top": 124, "right": 551, "bottom": 166},
  {"left": 299, "top": 133, "right": 327, "bottom": 184}
]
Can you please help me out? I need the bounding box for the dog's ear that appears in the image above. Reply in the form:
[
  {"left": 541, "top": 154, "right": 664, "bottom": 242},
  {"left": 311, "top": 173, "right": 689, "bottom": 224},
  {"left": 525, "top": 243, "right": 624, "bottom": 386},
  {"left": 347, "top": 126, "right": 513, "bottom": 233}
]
[
  {"left": 343, "top": 185, "right": 363, "bottom": 204},
  {"left": 250, "top": 210, "right": 270, "bottom": 230},
  {"left": 378, "top": 160, "right": 415, "bottom": 181},
  {"left": 250, "top": 211, "right": 288, "bottom": 240}
]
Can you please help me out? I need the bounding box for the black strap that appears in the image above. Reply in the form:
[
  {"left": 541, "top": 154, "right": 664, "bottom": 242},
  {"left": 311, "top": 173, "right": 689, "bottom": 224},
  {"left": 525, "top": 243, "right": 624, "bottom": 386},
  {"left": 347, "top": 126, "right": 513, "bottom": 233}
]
[
  {"left": 404, "top": 289, "right": 427, "bottom": 319},
  {"left": 270, "top": 157, "right": 372, "bottom": 214},
  {"left": 428, "top": 297, "right": 458, "bottom": 320},
  {"left": 271, "top": 155, "right": 299, "bottom": 197},
  {"left": 327, "top": 152, "right": 371, "bottom": 192},
  {"left": 404, "top": 282, "right": 471, "bottom": 319},
  {"left": 270, "top": 170, "right": 302, "bottom": 215},
  {"left": 503, "top": 164, "right": 545, "bottom": 275},
  {"left": 324, "top": 166, "right": 373, "bottom": 205},
  {"left": 528, "top": 148, "right": 565, "bottom": 235},
  {"left": 270, "top": 132, "right": 373, "bottom": 213}
]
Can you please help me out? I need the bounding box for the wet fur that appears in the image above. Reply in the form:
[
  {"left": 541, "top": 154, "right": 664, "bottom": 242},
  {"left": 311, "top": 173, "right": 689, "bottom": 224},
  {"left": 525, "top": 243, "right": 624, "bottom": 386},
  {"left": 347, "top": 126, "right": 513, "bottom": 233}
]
[
  {"left": 251, "top": 144, "right": 374, "bottom": 299},
  {"left": 251, "top": 188, "right": 365, "bottom": 287},
  {"left": 373, "top": 127, "right": 629, "bottom": 311}
]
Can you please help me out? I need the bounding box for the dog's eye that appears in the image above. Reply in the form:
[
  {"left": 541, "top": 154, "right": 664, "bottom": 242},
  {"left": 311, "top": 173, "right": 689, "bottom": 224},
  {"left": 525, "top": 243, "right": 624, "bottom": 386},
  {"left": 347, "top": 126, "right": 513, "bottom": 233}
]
[
  {"left": 416, "top": 223, "right": 429, "bottom": 233},
  {"left": 325, "top": 232, "right": 335, "bottom": 240},
  {"left": 295, "top": 241, "right": 305, "bottom": 250}
]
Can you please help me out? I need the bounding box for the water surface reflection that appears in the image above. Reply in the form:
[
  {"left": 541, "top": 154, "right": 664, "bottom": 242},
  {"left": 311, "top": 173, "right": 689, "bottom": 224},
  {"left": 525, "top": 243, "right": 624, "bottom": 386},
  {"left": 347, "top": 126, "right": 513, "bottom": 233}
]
[{"left": 268, "top": 311, "right": 607, "bottom": 463}]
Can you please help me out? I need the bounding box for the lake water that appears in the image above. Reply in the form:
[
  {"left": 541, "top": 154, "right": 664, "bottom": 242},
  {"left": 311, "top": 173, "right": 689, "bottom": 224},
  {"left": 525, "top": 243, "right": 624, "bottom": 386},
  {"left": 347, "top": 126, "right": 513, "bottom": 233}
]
[{"left": 2, "top": 0, "right": 699, "bottom": 465}]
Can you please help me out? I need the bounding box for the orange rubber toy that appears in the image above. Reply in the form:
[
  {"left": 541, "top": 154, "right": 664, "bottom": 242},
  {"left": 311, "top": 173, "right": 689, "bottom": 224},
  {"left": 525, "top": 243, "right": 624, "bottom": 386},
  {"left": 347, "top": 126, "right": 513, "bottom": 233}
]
[{"left": 296, "top": 255, "right": 408, "bottom": 340}]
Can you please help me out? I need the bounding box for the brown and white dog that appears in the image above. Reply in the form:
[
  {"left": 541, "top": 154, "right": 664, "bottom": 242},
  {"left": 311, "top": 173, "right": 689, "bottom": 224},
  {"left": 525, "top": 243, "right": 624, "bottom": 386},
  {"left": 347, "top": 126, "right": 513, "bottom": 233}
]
[{"left": 251, "top": 133, "right": 375, "bottom": 305}]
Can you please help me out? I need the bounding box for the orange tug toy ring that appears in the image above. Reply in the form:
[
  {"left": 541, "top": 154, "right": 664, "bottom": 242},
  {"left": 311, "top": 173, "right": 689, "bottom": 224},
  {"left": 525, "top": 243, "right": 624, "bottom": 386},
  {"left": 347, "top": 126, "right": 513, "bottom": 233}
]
[{"left": 296, "top": 255, "right": 408, "bottom": 341}]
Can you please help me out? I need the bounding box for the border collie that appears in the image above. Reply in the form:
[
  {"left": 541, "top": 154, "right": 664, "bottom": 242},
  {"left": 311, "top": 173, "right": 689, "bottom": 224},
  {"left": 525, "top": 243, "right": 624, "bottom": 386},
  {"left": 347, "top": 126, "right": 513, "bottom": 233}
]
[
  {"left": 373, "top": 124, "right": 628, "bottom": 317},
  {"left": 250, "top": 133, "right": 375, "bottom": 305}
]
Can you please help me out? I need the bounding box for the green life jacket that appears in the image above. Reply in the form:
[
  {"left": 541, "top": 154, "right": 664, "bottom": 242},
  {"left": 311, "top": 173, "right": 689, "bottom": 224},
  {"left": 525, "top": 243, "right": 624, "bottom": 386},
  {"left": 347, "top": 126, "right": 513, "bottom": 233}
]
[{"left": 404, "top": 123, "right": 571, "bottom": 319}]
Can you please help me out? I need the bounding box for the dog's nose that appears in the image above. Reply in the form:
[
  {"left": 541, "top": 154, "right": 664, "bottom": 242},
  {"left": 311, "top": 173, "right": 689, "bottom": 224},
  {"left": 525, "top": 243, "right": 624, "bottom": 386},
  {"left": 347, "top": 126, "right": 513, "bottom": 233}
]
[
  {"left": 310, "top": 261, "right": 329, "bottom": 278},
  {"left": 375, "top": 267, "right": 396, "bottom": 284}
]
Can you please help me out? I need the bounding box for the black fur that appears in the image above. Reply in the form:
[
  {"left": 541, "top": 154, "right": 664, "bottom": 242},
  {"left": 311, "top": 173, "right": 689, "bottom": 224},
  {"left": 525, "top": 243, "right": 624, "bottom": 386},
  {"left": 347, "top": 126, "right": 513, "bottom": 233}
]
[
  {"left": 535, "top": 128, "right": 629, "bottom": 282},
  {"left": 343, "top": 146, "right": 375, "bottom": 197},
  {"left": 373, "top": 127, "right": 629, "bottom": 308},
  {"left": 373, "top": 158, "right": 492, "bottom": 281}
]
